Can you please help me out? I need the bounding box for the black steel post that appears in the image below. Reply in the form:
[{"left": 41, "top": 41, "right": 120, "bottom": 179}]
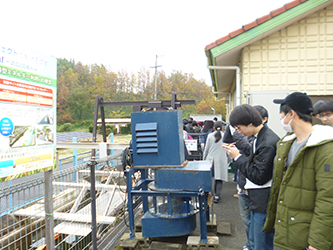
[
  {"left": 90, "top": 95, "right": 101, "bottom": 250},
  {"left": 90, "top": 156, "right": 97, "bottom": 250},
  {"left": 171, "top": 92, "right": 176, "bottom": 109},
  {"left": 100, "top": 105, "right": 107, "bottom": 143}
]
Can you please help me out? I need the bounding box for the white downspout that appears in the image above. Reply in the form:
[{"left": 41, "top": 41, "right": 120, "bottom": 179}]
[
  {"left": 211, "top": 87, "right": 229, "bottom": 96},
  {"left": 207, "top": 65, "right": 241, "bottom": 106}
]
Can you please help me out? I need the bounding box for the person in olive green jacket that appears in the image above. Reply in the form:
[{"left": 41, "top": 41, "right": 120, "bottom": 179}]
[{"left": 263, "top": 92, "right": 333, "bottom": 250}]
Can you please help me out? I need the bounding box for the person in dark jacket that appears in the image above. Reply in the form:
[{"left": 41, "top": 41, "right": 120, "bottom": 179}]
[
  {"left": 223, "top": 104, "right": 279, "bottom": 250},
  {"left": 223, "top": 105, "right": 269, "bottom": 250},
  {"left": 223, "top": 123, "right": 253, "bottom": 250},
  {"left": 192, "top": 121, "right": 201, "bottom": 133},
  {"left": 185, "top": 117, "right": 195, "bottom": 134}
]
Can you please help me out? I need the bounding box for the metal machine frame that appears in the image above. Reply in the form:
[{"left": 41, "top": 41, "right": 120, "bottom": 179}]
[{"left": 91, "top": 93, "right": 212, "bottom": 243}]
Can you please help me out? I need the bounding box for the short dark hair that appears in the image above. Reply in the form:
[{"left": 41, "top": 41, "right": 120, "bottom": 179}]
[
  {"left": 229, "top": 104, "right": 263, "bottom": 127},
  {"left": 280, "top": 104, "right": 291, "bottom": 114},
  {"left": 213, "top": 117, "right": 218, "bottom": 121},
  {"left": 318, "top": 100, "right": 333, "bottom": 113},
  {"left": 280, "top": 104, "right": 312, "bottom": 123},
  {"left": 253, "top": 105, "right": 268, "bottom": 121},
  {"left": 313, "top": 100, "right": 324, "bottom": 115}
]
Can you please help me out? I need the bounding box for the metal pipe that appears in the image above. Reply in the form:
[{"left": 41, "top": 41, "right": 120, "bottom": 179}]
[
  {"left": 44, "top": 170, "right": 55, "bottom": 250},
  {"left": 90, "top": 95, "right": 100, "bottom": 250},
  {"left": 211, "top": 86, "right": 230, "bottom": 96},
  {"left": 56, "top": 142, "right": 128, "bottom": 150},
  {"left": 208, "top": 65, "right": 241, "bottom": 106}
]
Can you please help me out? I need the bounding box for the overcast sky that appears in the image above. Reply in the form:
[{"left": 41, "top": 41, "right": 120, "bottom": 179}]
[{"left": 2, "top": 0, "right": 291, "bottom": 84}]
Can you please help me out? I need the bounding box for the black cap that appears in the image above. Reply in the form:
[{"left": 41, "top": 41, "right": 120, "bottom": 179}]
[
  {"left": 182, "top": 119, "right": 188, "bottom": 125},
  {"left": 273, "top": 92, "right": 313, "bottom": 115}
]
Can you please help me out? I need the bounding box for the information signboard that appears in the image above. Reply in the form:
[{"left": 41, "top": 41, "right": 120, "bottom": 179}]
[{"left": 0, "top": 44, "right": 57, "bottom": 181}]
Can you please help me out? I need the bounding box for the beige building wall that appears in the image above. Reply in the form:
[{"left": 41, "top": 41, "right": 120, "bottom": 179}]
[{"left": 241, "top": 4, "right": 333, "bottom": 102}]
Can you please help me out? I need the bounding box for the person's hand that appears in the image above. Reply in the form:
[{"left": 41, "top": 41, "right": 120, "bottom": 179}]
[
  {"left": 222, "top": 143, "right": 240, "bottom": 159},
  {"left": 308, "top": 245, "right": 318, "bottom": 250}
]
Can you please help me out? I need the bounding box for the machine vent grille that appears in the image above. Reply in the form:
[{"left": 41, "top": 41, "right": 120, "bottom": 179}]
[{"left": 135, "top": 122, "right": 158, "bottom": 154}]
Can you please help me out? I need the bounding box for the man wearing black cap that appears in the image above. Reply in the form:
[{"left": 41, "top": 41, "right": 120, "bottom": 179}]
[{"left": 263, "top": 92, "right": 333, "bottom": 250}]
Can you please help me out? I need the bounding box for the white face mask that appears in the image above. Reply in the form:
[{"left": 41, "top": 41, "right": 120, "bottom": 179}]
[{"left": 280, "top": 112, "right": 293, "bottom": 132}]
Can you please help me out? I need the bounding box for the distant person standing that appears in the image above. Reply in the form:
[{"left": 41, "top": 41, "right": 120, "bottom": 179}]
[
  {"left": 203, "top": 121, "right": 228, "bottom": 203},
  {"left": 183, "top": 124, "right": 193, "bottom": 140},
  {"left": 200, "top": 120, "right": 214, "bottom": 146},
  {"left": 213, "top": 117, "right": 218, "bottom": 122},
  {"left": 185, "top": 117, "right": 195, "bottom": 134},
  {"left": 192, "top": 121, "right": 201, "bottom": 133},
  {"left": 317, "top": 99, "right": 333, "bottom": 125}
]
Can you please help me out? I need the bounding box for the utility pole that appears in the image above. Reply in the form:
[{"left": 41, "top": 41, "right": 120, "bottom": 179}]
[{"left": 151, "top": 55, "right": 162, "bottom": 101}]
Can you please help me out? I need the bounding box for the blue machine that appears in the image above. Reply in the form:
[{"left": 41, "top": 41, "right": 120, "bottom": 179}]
[{"left": 126, "top": 110, "right": 214, "bottom": 243}]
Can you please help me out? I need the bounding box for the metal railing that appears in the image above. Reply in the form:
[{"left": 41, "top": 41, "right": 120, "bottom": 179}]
[{"left": 0, "top": 144, "right": 130, "bottom": 250}]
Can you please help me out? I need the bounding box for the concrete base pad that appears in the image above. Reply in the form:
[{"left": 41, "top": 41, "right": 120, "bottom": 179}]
[
  {"left": 187, "top": 236, "right": 219, "bottom": 249},
  {"left": 121, "top": 232, "right": 150, "bottom": 247},
  {"left": 217, "top": 221, "right": 232, "bottom": 235},
  {"left": 119, "top": 238, "right": 140, "bottom": 249},
  {"left": 148, "top": 241, "right": 182, "bottom": 250}
]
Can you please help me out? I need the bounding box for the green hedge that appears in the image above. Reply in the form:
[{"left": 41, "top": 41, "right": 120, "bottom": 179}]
[
  {"left": 89, "top": 124, "right": 117, "bottom": 135},
  {"left": 88, "top": 123, "right": 132, "bottom": 135},
  {"left": 120, "top": 123, "right": 132, "bottom": 134},
  {"left": 58, "top": 123, "right": 73, "bottom": 132}
]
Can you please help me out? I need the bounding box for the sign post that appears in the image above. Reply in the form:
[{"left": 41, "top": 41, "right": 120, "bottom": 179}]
[{"left": 0, "top": 44, "right": 57, "bottom": 249}]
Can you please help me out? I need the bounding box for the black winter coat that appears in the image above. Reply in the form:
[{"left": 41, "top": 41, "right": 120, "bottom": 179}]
[
  {"left": 185, "top": 123, "right": 195, "bottom": 134},
  {"left": 233, "top": 124, "right": 280, "bottom": 214},
  {"left": 223, "top": 125, "right": 254, "bottom": 189}
]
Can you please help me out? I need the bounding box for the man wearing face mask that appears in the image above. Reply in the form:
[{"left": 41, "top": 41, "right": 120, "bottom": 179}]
[{"left": 263, "top": 92, "right": 333, "bottom": 250}]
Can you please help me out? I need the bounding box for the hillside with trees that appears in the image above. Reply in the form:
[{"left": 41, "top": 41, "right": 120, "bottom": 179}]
[{"left": 56, "top": 58, "right": 226, "bottom": 132}]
